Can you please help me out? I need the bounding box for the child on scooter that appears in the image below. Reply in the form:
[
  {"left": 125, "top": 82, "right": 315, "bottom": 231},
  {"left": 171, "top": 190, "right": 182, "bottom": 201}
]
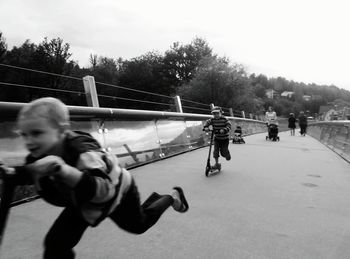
[{"left": 203, "top": 106, "right": 232, "bottom": 169}]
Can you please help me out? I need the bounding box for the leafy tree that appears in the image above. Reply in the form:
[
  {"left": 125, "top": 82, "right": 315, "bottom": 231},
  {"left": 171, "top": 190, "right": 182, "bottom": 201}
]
[
  {"left": 163, "top": 37, "right": 213, "bottom": 86},
  {"left": 0, "top": 31, "right": 7, "bottom": 60},
  {"left": 0, "top": 40, "right": 37, "bottom": 102},
  {"left": 177, "top": 56, "right": 253, "bottom": 113},
  {"left": 117, "top": 51, "right": 175, "bottom": 110},
  {"left": 32, "top": 37, "right": 73, "bottom": 87},
  {"left": 89, "top": 54, "right": 98, "bottom": 69},
  {"left": 93, "top": 56, "right": 119, "bottom": 84}
]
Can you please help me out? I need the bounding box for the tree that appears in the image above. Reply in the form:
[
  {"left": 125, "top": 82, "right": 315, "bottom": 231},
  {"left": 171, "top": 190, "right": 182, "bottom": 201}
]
[
  {"left": 163, "top": 37, "right": 213, "bottom": 87},
  {"left": 93, "top": 56, "right": 119, "bottom": 84},
  {"left": 21, "top": 37, "right": 75, "bottom": 98},
  {"left": 0, "top": 40, "right": 37, "bottom": 102},
  {"left": 177, "top": 56, "right": 253, "bottom": 113},
  {"left": 33, "top": 37, "right": 72, "bottom": 73},
  {"left": 0, "top": 31, "right": 7, "bottom": 60},
  {"left": 117, "top": 51, "right": 175, "bottom": 110},
  {"left": 89, "top": 54, "right": 98, "bottom": 70}
]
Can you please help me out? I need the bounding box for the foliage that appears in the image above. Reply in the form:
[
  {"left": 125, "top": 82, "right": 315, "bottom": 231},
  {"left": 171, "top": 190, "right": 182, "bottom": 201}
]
[
  {"left": 1, "top": 31, "right": 350, "bottom": 117},
  {"left": 0, "top": 32, "right": 7, "bottom": 60}
]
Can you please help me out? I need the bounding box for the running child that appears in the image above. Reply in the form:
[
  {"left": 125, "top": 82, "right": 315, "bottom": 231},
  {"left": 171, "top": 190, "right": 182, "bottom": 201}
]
[{"left": 0, "top": 97, "right": 189, "bottom": 259}]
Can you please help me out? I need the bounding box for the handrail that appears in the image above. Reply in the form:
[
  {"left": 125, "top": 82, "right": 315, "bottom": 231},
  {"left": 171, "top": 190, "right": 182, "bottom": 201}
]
[{"left": 0, "top": 101, "right": 264, "bottom": 122}]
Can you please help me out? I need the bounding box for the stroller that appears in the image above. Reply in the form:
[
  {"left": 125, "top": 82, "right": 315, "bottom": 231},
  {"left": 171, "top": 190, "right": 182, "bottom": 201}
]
[
  {"left": 266, "top": 122, "right": 280, "bottom": 141},
  {"left": 232, "top": 126, "right": 245, "bottom": 144}
]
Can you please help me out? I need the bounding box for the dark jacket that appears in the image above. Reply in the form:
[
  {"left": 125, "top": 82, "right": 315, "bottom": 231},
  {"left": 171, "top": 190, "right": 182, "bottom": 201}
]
[
  {"left": 298, "top": 115, "right": 308, "bottom": 126},
  {"left": 288, "top": 116, "right": 296, "bottom": 128}
]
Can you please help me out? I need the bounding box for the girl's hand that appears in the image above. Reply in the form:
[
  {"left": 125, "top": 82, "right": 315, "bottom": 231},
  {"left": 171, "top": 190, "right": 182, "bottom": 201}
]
[
  {"left": 0, "top": 165, "right": 16, "bottom": 179},
  {"left": 27, "top": 155, "right": 65, "bottom": 178},
  {"left": 220, "top": 129, "right": 225, "bottom": 134}
]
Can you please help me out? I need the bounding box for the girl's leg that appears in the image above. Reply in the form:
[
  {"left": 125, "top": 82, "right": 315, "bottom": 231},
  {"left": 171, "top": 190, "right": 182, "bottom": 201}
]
[
  {"left": 110, "top": 179, "right": 174, "bottom": 234},
  {"left": 219, "top": 139, "right": 230, "bottom": 160},
  {"left": 213, "top": 139, "right": 220, "bottom": 163},
  {"left": 44, "top": 207, "right": 89, "bottom": 259}
]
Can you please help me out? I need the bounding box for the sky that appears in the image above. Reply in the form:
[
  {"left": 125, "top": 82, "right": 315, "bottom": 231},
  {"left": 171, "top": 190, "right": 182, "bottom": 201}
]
[{"left": 1, "top": 0, "right": 350, "bottom": 90}]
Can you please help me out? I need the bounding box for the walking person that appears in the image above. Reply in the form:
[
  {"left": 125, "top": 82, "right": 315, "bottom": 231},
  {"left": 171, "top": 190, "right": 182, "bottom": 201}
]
[
  {"left": 265, "top": 106, "right": 278, "bottom": 139},
  {"left": 298, "top": 111, "right": 308, "bottom": 136},
  {"left": 288, "top": 113, "right": 296, "bottom": 136}
]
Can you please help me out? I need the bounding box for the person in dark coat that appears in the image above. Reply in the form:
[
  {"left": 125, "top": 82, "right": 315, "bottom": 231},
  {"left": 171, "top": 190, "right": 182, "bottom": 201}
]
[
  {"left": 298, "top": 111, "right": 308, "bottom": 136},
  {"left": 288, "top": 113, "right": 296, "bottom": 136}
]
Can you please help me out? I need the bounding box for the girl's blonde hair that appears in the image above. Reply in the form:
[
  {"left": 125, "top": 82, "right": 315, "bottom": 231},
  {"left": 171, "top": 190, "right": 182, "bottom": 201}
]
[{"left": 17, "top": 97, "right": 70, "bottom": 128}]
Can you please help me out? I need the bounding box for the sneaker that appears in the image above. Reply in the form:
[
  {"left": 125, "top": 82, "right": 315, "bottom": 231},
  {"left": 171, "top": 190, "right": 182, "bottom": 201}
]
[
  {"left": 211, "top": 163, "right": 220, "bottom": 169},
  {"left": 212, "top": 163, "right": 222, "bottom": 170},
  {"left": 172, "top": 187, "right": 189, "bottom": 213},
  {"left": 225, "top": 153, "right": 231, "bottom": 161}
]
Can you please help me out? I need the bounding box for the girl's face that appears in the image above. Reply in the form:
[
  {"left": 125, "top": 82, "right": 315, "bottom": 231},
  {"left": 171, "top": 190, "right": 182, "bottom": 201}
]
[
  {"left": 212, "top": 112, "right": 221, "bottom": 119},
  {"left": 18, "top": 116, "right": 64, "bottom": 158},
  {"left": 268, "top": 107, "right": 273, "bottom": 112}
]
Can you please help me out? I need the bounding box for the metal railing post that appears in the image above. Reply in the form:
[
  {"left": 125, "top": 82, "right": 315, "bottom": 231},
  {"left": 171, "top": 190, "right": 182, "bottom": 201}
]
[
  {"left": 174, "top": 95, "right": 183, "bottom": 113},
  {"left": 229, "top": 108, "right": 234, "bottom": 117},
  {"left": 83, "top": 76, "right": 99, "bottom": 107}
]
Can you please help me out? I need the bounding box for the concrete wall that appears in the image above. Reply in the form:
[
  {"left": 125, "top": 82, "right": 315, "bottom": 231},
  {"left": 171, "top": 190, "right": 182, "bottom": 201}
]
[{"left": 308, "top": 121, "right": 350, "bottom": 162}]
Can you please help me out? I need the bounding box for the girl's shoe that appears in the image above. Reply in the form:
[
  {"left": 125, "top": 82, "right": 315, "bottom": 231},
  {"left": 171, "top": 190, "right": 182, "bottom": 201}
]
[{"left": 172, "top": 187, "right": 189, "bottom": 213}]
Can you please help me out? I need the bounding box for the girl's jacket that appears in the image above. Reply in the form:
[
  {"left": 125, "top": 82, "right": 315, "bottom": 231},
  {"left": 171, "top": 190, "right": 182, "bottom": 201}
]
[{"left": 15, "top": 130, "right": 132, "bottom": 226}]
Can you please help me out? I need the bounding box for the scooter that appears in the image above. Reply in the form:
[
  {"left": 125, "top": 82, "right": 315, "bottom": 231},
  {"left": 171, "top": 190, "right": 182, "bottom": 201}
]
[{"left": 204, "top": 130, "right": 221, "bottom": 177}]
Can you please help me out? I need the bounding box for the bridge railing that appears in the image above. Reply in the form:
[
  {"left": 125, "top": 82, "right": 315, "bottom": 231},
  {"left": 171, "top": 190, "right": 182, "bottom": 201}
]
[
  {"left": 0, "top": 101, "right": 267, "bottom": 204},
  {"left": 308, "top": 121, "right": 350, "bottom": 162}
]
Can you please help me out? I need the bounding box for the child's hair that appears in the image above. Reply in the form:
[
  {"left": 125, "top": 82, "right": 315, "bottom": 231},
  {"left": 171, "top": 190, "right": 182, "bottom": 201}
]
[{"left": 17, "top": 97, "right": 70, "bottom": 129}]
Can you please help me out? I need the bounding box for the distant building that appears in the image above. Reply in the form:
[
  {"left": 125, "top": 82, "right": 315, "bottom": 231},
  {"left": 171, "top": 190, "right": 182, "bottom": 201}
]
[
  {"left": 265, "top": 89, "right": 279, "bottom": 99},
  {"left": 302, "top": 95, "right": 312, "bottom": 101},
  {"left": 280, "top": 91, "right": 294, "bottom": 98}
]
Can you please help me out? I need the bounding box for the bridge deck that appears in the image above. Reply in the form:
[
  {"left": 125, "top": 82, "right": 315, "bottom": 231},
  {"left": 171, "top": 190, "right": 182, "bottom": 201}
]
[{"left": 2, "top": 132, "right": 350, "bottom": 259}]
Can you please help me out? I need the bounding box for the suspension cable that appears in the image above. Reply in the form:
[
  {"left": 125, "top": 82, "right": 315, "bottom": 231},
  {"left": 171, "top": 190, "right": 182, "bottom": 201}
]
[
  {"left": 0, "top": 81, "right": 85, "bottom": 95},
  {"left": 95, "top": 81, "right": 173, "bottom": 99},
  {"left": 0, "top": 63, "right": 83, "bottom": 81},
  {"left": 181, "top": 98, "right": 210, "bottom": 107},
  {"left": 97, "top": 94, "right": 175, "bottom": 107}
]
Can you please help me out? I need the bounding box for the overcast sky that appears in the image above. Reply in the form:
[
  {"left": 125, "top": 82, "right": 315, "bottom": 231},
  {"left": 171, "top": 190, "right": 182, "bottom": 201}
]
[{"left": 1, "top": 0, "right": 350, "bottom": 90}]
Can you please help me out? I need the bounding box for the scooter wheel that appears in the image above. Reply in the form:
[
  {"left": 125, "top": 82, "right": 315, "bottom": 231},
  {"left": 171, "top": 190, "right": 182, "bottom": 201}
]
[
  {"left": 205, "top": 166, "right": 210, "bottom": 177},
  {"left": 266, "top": 136, "right": 268, "bottom": 141}
]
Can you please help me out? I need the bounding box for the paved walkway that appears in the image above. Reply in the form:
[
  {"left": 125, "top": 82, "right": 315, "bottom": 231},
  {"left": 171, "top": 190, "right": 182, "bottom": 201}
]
[{"left": 2, "top": 132, "right": 350, "bottom": 259}]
